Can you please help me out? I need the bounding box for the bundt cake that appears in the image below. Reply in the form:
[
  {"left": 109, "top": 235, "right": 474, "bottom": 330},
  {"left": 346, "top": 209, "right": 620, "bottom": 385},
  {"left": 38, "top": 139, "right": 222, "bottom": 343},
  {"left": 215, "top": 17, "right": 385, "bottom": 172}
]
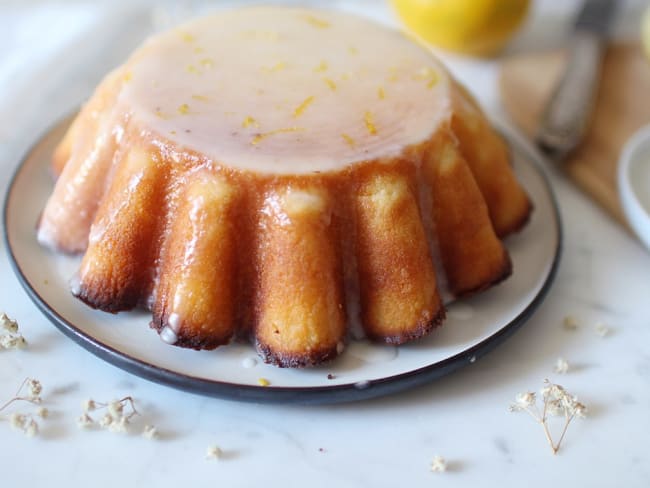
[{"left": 37, "top": 7, "right": 532, "bottom": 367}]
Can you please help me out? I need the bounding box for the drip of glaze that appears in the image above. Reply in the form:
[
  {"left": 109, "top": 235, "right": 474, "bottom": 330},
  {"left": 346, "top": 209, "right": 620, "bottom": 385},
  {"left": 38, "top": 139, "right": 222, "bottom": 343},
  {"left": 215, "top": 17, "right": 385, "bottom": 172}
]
[
  {"left": 242, "top": 357, "right": 258, "bottom": 368},
  {"left": 168, "top": 312, "right": 181, "bottom": 332},
  {"left": 346, "top": 340, "right": 398, "bottom": 364},
  {"left": 159, "top": 326, "right": 178, "bottom": 344},
  {"left": 69, "top": 273, "right": 82, "bottom": 296}
]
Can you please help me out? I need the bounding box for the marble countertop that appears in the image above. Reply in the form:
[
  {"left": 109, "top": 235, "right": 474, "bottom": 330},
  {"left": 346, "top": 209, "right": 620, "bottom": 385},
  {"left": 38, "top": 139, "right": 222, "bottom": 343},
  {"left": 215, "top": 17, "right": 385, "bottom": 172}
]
[{"left": 1, "top": 1, "right": 649, "bottom": 486}]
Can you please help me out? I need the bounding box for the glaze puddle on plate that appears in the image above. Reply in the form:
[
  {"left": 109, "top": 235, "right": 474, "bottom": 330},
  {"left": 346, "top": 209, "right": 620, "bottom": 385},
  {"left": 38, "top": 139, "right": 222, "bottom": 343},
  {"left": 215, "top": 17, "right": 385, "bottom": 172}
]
[{"left": 3, "top": 116, "right": 561, "bottom": 404}]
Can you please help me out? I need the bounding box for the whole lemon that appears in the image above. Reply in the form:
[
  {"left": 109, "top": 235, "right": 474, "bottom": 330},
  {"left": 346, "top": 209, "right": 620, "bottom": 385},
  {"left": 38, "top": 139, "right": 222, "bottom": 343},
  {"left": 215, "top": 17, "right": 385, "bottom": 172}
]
[
  {"left": 643, "top": 4, "right": 650, "bottom": 60},
  {"left": 391, "top": 0, "right": 531, "bottom": 57}
]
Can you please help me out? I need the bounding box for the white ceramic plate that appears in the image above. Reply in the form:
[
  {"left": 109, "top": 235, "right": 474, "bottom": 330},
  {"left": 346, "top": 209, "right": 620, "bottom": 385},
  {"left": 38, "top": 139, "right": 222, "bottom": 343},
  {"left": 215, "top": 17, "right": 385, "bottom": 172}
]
[{"left": 3, "top": 117, "right": 561, "bottom": 404}]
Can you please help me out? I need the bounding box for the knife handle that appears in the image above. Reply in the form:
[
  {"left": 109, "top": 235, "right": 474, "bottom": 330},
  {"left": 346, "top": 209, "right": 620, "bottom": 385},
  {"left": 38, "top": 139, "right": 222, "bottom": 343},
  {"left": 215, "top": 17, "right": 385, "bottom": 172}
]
[{"left": 536, "top": 31, "right": 605, "bottom": 159}]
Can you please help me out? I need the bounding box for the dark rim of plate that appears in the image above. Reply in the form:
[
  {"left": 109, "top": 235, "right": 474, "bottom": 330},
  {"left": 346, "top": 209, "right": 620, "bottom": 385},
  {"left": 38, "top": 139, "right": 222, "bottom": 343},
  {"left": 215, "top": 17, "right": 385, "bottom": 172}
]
[{"left": 2, "top": 117, "right": 562, "bottom": 405}]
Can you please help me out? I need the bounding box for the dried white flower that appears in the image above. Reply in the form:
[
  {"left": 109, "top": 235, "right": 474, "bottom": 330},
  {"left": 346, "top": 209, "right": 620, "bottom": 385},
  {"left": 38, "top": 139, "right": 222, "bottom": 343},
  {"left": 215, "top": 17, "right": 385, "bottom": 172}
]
[
  {"left": 546, "top": 399, "right": 563, "bottom": 417},
  {"left": 517, "top": 391, "right": 536, "bottom": 407},
  {"left": 554, "top": 357, "right": 569, "bottom": 374},
  {"left": 0, "top": 313, "right": 27, "bottom": 350},
  {"left": 512, "top": 379, "right": 588, "bottom": 454},
  {"left": 78, "top": 396, "right": 144, "bottom": 436},
  {"left": 562, "top": 315, "right": 579, "bottom": 330},
  {"left": 9, "top": 413, "right": 26, "bottom": 429},
  {"left": 0, "top": 335, "right": 26, "bottom": 349},
  {"left": 24, "top": 419, "right": 38, "bottom": 437},
  {"left": 0, "top": 313, "right": 18, "bottom": 333},
  {"left": 430, "top": 455, "right": 447, "bottom": 473},
  {"left": 77, "top": 413, "right": 94, "bottom": 429},
  {"left": 108, "top": 401, "right": 124, "bottom": 418},
  {"left": 27, "top": 379, "right": 42, "bottom": 400},
  {"left": 109, "top": 415, "right": 130, "bottom": 434},
  {"left": 99, "top": 413, "right": 114, "bottom": 428},
  {"left": 82, "top": 399, "right": 96, "bottom": 412},
  {"left": 206, "top": 445, "right": 222, "bottom": 460},
  {"left": 595, "top": 323, "right": 609, "bottom": 337},
  {"left": 36, "top": 407, "right": 48, "bottom": 419},
  {"left": 143, "top": 424, "right": 158, "bottom": 439},
  {"left": 573, "top": 402, "right": 588, "bottom": 419}
]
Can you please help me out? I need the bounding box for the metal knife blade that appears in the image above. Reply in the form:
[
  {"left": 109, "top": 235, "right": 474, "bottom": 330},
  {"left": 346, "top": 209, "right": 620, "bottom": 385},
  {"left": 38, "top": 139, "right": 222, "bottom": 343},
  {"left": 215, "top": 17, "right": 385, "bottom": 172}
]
[{"left": 536, "top": 0, "right": 618, "bottom": 159}]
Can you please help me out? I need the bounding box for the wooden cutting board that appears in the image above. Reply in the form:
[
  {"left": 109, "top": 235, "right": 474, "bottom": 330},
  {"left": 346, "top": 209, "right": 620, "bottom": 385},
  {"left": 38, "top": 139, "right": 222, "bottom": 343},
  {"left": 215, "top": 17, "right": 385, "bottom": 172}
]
[{"left": 499, "top": 42, "right": 650, "bottom": 226}]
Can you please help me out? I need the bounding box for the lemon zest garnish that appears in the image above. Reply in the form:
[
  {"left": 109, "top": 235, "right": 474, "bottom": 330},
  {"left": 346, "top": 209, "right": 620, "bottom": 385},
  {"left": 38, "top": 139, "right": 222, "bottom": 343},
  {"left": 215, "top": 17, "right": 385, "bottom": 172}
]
[
  {"left": 200, "top": 58, "right": 214, "bottom": 68},
  {"left": 186, "top": 64, "right": 200, "bottom": 74},
  {"left": 324, "top": 78, "right": 337, "bottom": 91},
  {"left": 251, "top": 127, "right": 305, "bottom": 146},
  {"left": 191, "top": 94, "right": 209, "bottom": 102},
  {"left": 258, "top": 378, "right": 270, "bottom": 387},
  {"left": 262, "top": 62, "right": 287, "bottom": 73},
  {"left": 177, "top": 104, "right": 190, "bottom": 115},
  {"left": 303, "top": 15, "right": 330, "bottom": 28},
  {"left": 340, "top": 73, "right": 350, "bottom": 81},
  {"left": 347, "top": 46, "right": 358, "bottom": 55},
  {"left": 242, "top": 116, "right": 259, "bottom": 128},
  {"left": 364, "top": 111, "right": 377, "bottom": 135},
  {"left": 378, "top": 86, "right": 386, "bottom": 100},
  {"left": 155, "top": 110, "right": 170, "bottom": 120},
  {"left": 293, "top": 96, "right": 315, "bottom": 118},
  {"left": 170, "top": 130, "right": 177, "bottom": 135},
  {"left": 414, "top": 67, "right": 439, "bottom": 89},
  {"left": 388, "top": 66, "right": 399, "bottom": 82},
  {"left": 181, "top": 32, "right": 195, "bottom": 43},
  {"left": 341, "top": 133, "right": 356, "bottom": 147},
  {"left": 123, "top": 71, "right": 132, "bottom": 83},
  {"left": 314, "top": 61, "right": 328, "bottom": 73},
  {"left": 193, "top": 46, "right": 203, "bottom": 54}
]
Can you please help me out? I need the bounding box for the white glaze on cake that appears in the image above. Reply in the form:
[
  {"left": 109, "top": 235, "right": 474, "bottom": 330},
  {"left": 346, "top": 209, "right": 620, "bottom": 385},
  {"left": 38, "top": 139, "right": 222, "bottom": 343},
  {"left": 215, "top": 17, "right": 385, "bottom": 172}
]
[{"left": 120, "top": 7, "right": 451, "bottom": 175}]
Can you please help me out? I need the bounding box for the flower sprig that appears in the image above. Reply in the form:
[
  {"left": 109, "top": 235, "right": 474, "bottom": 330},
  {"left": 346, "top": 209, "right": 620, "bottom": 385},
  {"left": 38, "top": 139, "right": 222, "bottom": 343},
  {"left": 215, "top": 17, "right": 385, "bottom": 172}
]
[
  {"left": 77, "top": 396, "right": 157, "bottom": 438},
  {"left": 509, "top": 379, "right": 587, "bottom": 455},
  {"left": 0, "top": 378, "right": 46, "bottom": 437},
  {"left": 0, "top": 313, "right": 27, "bottom": 350}
]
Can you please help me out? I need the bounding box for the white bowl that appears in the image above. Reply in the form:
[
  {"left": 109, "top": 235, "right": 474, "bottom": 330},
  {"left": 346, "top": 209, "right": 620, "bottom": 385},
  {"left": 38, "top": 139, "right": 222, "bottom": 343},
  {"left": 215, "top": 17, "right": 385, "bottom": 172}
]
[{"left": 619, "top": 124, "right": 650, "bottom": 251}]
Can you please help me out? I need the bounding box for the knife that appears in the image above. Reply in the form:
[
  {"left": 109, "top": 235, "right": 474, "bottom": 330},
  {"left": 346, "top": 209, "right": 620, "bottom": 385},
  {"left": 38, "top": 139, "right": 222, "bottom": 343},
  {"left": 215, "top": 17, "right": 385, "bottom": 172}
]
[{"left": 536, "top": 0, "right": 618, "bottom": 159}]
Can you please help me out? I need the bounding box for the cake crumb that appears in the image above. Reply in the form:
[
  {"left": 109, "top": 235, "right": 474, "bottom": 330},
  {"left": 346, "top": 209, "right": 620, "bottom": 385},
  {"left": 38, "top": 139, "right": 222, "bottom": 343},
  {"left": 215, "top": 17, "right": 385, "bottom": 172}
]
[
  {"left": 327, "top": 374, "right": 335, "bottom": 380},
  {"left": 563, "top": 315, "right": 579, "bottom": 330}
]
